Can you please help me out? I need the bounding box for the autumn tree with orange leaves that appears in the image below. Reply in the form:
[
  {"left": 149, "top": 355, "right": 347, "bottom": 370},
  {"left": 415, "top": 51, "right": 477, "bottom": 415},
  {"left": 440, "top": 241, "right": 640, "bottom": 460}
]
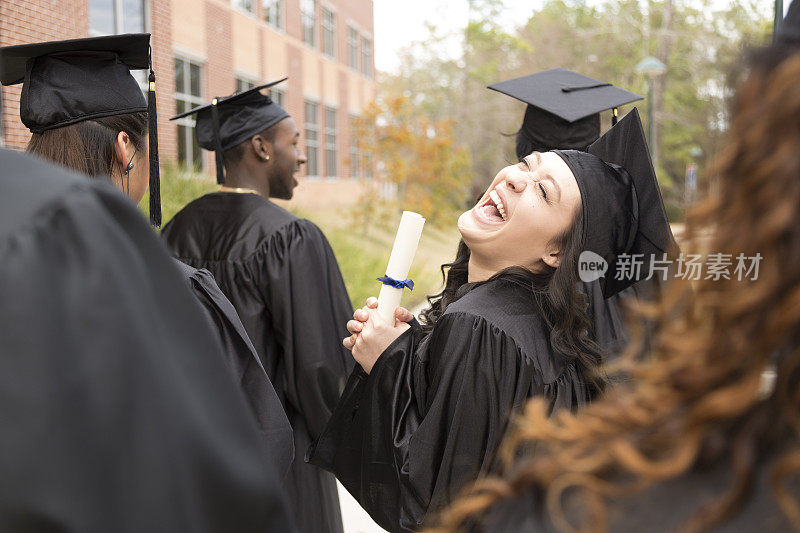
[{"left": 351, "top": 95, "right": 473, "bottom": 232}]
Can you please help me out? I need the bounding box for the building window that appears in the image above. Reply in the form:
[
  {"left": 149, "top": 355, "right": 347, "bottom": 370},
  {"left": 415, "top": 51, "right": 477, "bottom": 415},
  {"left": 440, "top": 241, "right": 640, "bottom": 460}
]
[
  {"left": 347, "top": 26, "right": 359, "bottom": 71},
  {"left": 90, "top": 0, "right": 147, "bottom": 88},
  {"left": 301, "top": 0, "right": 317, "bottom": 48},
  {"left": 235, "top": 76, "right": 257, "bottom": 93},
  {"left": 361, "top": 36, "right": 373, "bottom": 79},
  {"left": 305, "top": 100, "right": 320, "bottom": 178},
  {"left": 231, "top": 0, "right": 255, "bottom": 14},
  {"left": 263, "top": 0, "right": 284, "bottom": 30},
  {"left": 349, "top": 115, "right": 360, "bottom": 179},
  {"left": 269, "top": 88, "right": 286, "bottom": 108},
  {"left": 322, "top": 7, "right": 336, "bottom": 59},
  {"left": 90, "top": 0, "right": 145, "bottom": 35},
  {"left": 324, "top": 106, "right": 337, "bottom": 178},
  {"left": 174, "top": 57, "right": 205, "bottom": 171},
  {"left": 363, "top": 152, "right": 373, "bottom": 180}
]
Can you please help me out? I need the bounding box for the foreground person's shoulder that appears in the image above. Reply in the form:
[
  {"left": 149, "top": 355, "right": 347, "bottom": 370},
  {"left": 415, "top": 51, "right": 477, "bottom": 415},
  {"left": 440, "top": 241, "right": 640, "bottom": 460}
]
[{"left": 0, "top": 149, "right": 97, "bottom": 237}]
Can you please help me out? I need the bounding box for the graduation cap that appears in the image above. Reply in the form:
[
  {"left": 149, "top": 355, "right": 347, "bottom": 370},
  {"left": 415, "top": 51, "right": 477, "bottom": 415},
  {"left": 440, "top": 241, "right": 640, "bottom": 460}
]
[
  {"left": 554, "top": 108, "right": 676, "bottom": 298},
  {"left": 778, "top": 0, "right": 800, "bottom": 41},
  {"left": 488, "top": 68, "right": 642, "bottom": 152},
  {"left": 0, "top": 33, "right": 162, "bottom": 226},
  {"left": 170, "top": 78, "right": 289, "bottom": 184}
]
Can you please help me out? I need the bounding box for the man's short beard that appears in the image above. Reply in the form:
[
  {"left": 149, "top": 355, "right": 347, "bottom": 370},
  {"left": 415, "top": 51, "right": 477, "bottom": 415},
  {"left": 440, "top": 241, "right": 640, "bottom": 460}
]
[{"left": 268, "top": 167, "right": 294, "bottom": 199}]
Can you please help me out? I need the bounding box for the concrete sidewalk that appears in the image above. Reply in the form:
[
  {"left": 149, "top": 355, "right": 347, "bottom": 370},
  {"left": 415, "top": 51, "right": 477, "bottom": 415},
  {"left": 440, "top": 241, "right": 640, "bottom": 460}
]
[{"left": 338, "top": 482, "right": 387, "bottom": 533}]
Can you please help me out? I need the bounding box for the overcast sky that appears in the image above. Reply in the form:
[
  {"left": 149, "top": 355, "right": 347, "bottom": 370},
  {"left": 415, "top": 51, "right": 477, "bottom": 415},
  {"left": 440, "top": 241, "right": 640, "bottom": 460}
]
[
  {"left": 373, "top": 0, "right": 542, "bottom": 73},
  {"left": 372, "top": 0, "right": 786, "bottom": 75}
]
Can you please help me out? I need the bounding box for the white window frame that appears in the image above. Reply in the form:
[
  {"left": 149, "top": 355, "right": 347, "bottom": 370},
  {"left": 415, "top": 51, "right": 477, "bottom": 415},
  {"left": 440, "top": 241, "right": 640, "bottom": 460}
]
[
  {"left": 347, "top": 25, "right": 359, "bottom": 71},
  {"left": 231, "top": 0, "right": 257, "bottom": 16},
  {"left": 301, "top": 0, "right": 317, "bottom": 49},
  {"left": 89, "top": 0, "right": 150, "bottom": 36},
  {"left": 363, "top": 152, "right": 373, "bottom": 180},
  {"left": 235, "top": 74, "right": 258, "bottom": 93},
  {"left": 262, "top": 0, "right": 284, "bottom": 31},
  {"left": 324, "top": 105, "right": 337, "bottom": 179},
  {"left": 349, "top": 114, "right": 360, "bottom": 179},
  {"left": 269, "top": 88, "right": 286, "bottom": 108},
  {"left": 322, "top": 6, "right": 336, "bottom": 59},
  {"left": 174, "top": 56, "right": 206, "bottom": 171},
  {"left": 304, "top": 98, "right": 321, "bottom": 180},
  {"left": 361, "top": 35, "right": 373, "bottom": 79},
  {"left": 89, "top": 0, "right": 150, "bottom": 90}
]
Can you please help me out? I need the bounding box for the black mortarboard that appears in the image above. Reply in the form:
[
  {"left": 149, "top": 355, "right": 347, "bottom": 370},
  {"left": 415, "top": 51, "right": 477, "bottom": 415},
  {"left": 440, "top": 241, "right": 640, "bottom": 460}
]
[
  {"left": 0, "top": 33, "right": 161, "bottom": 226},
  {"left": 554, "top": 108, "right": 676, "bottom": 298},
  {"left": 170, "top": 78, "right": 289, "bottom": 184},
  {"left": 488, "top": 68, "right": 642, "bottom": 152},
  {"left": 778, "top": 0, "right": 800, "bottom": 41}
]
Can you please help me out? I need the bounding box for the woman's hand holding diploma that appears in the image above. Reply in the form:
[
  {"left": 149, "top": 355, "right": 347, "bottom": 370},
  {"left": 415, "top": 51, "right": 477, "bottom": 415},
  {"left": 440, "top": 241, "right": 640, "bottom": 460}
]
[
  {"left": 345, "top": 211, "right": 423, "bottom": 373},
  {"left": 343, "top": 297, "right": 413, "bottom": 374}
]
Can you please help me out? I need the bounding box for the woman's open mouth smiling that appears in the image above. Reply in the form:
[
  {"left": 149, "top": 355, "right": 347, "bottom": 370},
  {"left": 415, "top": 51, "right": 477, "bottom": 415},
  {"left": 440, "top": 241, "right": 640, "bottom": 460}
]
[{"left": 472, "top": 188, "right": 508, "bottom": 225}]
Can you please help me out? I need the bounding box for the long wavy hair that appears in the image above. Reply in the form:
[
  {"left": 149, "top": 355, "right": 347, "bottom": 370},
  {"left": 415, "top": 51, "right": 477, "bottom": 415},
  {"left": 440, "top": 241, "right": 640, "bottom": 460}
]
[
  {"left": 421, "top": 206, "right": 606, "bottom": 393},
  {"left": 430, "top": 43, "right": 800, "bottom": 533}
]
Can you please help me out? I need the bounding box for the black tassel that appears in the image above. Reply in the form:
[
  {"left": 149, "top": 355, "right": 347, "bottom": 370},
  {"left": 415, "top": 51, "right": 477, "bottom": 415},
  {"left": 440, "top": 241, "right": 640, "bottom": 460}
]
[
  {"left": 147, "top": 54, "right": 161, "bottom": 227},
  {"left": 210, "top": 100, "right": 225, "bottom": 184},
  {"left": 612, "top": 107, "right": 619, "bottom": 126}
]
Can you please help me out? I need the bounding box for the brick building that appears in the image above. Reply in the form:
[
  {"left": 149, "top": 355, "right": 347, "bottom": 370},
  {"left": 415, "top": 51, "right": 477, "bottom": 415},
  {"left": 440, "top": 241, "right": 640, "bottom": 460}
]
[{"left": 1, "top": 0, "right": 376, "bottom": 203}]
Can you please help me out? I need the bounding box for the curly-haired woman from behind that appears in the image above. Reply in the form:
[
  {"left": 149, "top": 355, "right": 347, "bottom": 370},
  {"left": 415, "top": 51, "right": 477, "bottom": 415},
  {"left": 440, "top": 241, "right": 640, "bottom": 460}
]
[{"left": 430, "top": 5, "right": 800, "bottom": 533}]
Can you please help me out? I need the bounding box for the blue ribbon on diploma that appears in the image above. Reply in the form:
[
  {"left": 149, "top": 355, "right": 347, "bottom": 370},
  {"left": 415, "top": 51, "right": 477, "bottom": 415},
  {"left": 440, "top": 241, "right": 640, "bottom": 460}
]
[{"left": 376, "top": 275, "right": 414, "bottom": 291}]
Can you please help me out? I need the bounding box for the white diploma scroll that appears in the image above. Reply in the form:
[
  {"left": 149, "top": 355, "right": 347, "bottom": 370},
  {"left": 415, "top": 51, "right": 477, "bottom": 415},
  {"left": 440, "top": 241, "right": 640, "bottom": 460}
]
[{"left": 377, "top": 211, "right": 426, "bottom": 323}]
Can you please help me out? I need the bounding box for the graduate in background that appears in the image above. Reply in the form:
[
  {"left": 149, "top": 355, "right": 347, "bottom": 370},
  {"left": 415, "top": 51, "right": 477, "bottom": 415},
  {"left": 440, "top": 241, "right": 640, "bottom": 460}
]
[
  {"left": 488, "top": 68, "right": 650, "bottom": 357},
  {"left": 0, "top": 34, "right": 293, "bottom": 479},
  {"left": 309, "top": 109, "right": 676, "bottom": 532},
  {"left": 0, "top": 146, "right": 293, "bottom": 532},
  {"left": 162, "top": 82, "right": 353, "bottom": 533},
  {"left": 433, "top": 5, "right": 800, "bottom": 531}
]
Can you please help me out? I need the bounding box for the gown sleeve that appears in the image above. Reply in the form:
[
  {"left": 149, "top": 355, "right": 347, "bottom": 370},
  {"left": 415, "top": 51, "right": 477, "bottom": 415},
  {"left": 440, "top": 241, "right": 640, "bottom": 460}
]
[
  {"left": 308, "top": 311, "right": 589, "bottom": 532},
  {"left": 0, "top": 168, "right": 292, "bottom": 532},
  {"left": 255, "top": 219, "right": 354, "bottom": 440},
  {"left": 184, "top": 265, "right": 295, "bottom": 479}
]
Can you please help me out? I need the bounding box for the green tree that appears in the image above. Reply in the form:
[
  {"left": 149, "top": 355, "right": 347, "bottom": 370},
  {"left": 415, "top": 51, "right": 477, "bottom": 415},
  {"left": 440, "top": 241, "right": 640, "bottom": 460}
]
[{"left": 377, "top": 0, "right": 771, "bottom": 220}]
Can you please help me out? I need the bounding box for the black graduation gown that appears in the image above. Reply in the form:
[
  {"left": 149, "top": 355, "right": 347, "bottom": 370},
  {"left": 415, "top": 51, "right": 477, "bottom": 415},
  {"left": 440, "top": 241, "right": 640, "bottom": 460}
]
[
  {"left": 0, "top": 148, "right": 292, "bottom": 532},
  {"left": 307, "top": 278, "right": 594, "bottom": 532},
  {"left": 162, "top": 192, "right": 354, "bottom": 533},
  {"left": 174, "top": 259, "right": 294, "bottom": 479}
]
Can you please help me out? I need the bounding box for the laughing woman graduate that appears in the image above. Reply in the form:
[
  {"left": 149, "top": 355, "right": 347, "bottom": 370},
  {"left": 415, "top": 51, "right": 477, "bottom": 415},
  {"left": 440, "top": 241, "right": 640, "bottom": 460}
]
[{"left": 307, "top": 109, "right": 676, "bottom": 532}]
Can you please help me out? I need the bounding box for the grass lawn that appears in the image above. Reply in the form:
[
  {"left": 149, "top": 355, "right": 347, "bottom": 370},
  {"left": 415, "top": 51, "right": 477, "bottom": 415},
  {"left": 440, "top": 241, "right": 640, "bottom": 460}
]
[{"left": 145, "top": 170, "right": 461, "bottom": 311}]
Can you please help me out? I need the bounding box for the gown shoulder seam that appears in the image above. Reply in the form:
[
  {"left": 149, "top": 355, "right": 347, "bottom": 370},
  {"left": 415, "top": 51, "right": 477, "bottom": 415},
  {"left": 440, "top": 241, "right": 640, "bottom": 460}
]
[
  {"left": 169, "top": 217, "right": 314, "bottom": 265},
  {"left": 438, "top": 309, "right": 577, "bottom": 385}
]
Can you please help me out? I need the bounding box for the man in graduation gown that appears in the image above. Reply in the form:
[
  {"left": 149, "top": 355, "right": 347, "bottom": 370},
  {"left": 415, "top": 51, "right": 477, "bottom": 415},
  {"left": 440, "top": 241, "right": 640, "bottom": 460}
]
[
  {"left": 0, "top": 33, "right": 294, "bottom": 480},
  {"left": 488, "top": 69, "right": 660, "bottom": 358},
  {"left": 0, "top": 147, "right": 293, "bottom": 532},
  {"left": 162, "top": 80, "right": 354, "bottom": 533}
]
